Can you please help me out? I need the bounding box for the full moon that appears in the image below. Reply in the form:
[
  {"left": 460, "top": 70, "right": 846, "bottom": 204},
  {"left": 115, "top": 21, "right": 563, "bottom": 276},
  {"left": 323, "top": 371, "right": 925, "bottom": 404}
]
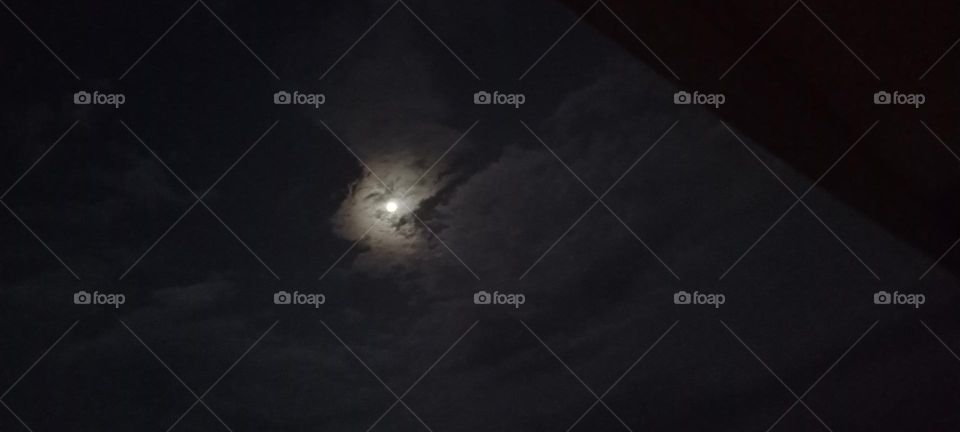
[{"left": 385, "top": 201, "right": 399, "bottom": 213}]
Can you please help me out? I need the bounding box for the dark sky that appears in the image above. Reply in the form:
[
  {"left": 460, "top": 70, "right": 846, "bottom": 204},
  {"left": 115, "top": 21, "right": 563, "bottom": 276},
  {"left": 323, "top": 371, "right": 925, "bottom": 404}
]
[{"left": 2, "top": 0, "right": 960, "bottom": 431}]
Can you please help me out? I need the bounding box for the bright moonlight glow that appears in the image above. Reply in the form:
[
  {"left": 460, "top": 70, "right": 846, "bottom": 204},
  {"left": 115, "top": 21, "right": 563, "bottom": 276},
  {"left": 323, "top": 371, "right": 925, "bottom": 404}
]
[{"left": 385, "top": 201, "right": 399, "bottom": 213}]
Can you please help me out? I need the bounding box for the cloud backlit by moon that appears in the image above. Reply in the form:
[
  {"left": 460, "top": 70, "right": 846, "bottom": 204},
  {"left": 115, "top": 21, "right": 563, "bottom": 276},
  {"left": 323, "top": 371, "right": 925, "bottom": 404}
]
[{"left": 330, "top": 143, "right": 459, "bottom": 272}]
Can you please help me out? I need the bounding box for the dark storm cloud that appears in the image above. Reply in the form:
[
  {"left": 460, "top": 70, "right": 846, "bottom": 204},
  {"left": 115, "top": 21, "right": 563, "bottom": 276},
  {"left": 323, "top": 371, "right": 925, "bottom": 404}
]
[{"left": 4, "top": 0, "right": 960, "bottom": 431}]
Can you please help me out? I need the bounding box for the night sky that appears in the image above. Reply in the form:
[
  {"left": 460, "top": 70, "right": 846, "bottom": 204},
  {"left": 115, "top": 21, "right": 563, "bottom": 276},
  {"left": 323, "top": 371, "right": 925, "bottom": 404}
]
[{"left": 2, "top": 0, "right": 959, "bottom": 430}]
